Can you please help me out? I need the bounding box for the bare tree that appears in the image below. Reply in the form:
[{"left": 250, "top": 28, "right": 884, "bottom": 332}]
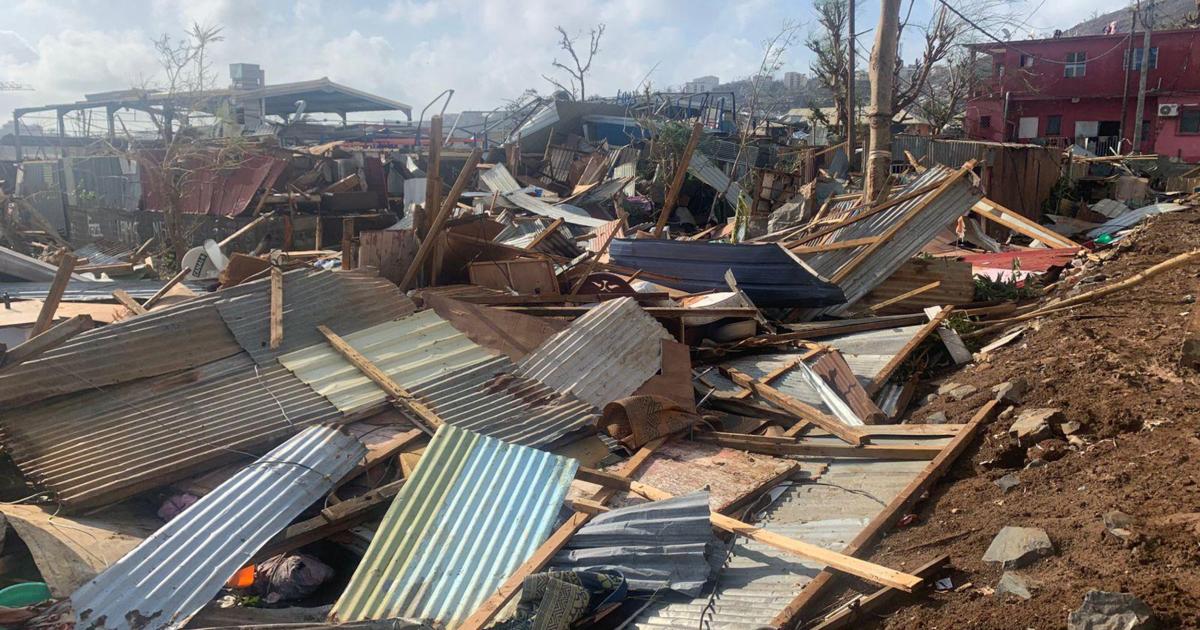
[
  {"left": 542, "top": 24, "right": 605, "bottom": 100},
  {"left": 806, "top": 0, "right": 850, "bottom": 137},
  {"left": 910, "top": 51, "right": 975, "bottom": 134}
]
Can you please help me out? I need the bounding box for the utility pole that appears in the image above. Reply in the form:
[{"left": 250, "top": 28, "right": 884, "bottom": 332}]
[
  {"left": 864, "top": 0, "right": 902, "bottom": 202},
  {"left": 1118, "top": 6, "right": 1137, "bottom": 151},
  {"left": 1132, "top": 0, "right": 1153, "bottom": 154},
  {"left": 847, "top": 0, "right": 857, "bottom": 169}
]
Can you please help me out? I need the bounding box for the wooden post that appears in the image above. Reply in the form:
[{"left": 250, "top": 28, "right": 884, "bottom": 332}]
[
  {"left": 399, "top": 148, "right": 483, "bottom": 290},
  {"left": 31, "top": 255, "right": 76, "bottom": 336},
  {"left": 269, "top": 267, "right": 284, "bottom": 350},
  {"left": 2, "top": 314, "right": 93, "bottom": 368},
  {"left": 425, "top": 115, "right": 443, "bottom": 224},
  {"left": 653, "top": 121, "right": 703, "bottom": 238},
  {"left": 1132, "top": 0, "right": 1152, "bottom": 153},
  {"left": 111, "top": 289, "right": 147, "bottom": 316},
  {"left": 341, "top": 218, "right": 355, "bottom": 271},
  {"left": 863, "top": 0, "right": 902, "bottom": 202}
]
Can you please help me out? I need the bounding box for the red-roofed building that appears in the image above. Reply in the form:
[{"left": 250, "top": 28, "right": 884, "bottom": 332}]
[{"left": 965, "top": 28, "right": 1200, "bottom": 160}]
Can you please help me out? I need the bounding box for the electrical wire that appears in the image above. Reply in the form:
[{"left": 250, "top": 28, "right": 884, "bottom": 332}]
[{"left": 935, "top": 0, "right": 1136, "bottom": 65}]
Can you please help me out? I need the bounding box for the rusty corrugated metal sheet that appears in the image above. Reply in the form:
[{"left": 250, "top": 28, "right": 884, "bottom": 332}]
[
  {"left": 0, "top": 352, "right": 342, "bottom": 510},
  {"left": 278, "top": 310, "right": 597, "bottom": 448},
  {"left": 71, "top": 425, "right": 365, "bottom": 630},
  {"left": 139, "top": 151, "right": 287, "bottom": 216},
  {"left": 216, "top": 269, "right": 416, "bottom": 364},
  {"left": 330, "top": 423, "right": 577, "bottom": 626},
  {"left": 514, "top": 297, "right": 674, "bottom": 409}
]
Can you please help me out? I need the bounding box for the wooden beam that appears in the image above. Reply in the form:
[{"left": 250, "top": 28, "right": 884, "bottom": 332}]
[
  {"left": 787, "top": 179, "right": 946, "bottom": 247},
  {"left": 111, "top": 289, "right": 147, "bottom": 316},
  {"left": 1, "top": 314, "right": 93, "bottom": 368},
  {"left": 317, "top": 325, "right": 443, "bottom": 433},
  {"left": 424, "top": 115, "right": 443, "bottom": 234},
  {"left": 866, "top": 280, "right": 941, "bottom": 313},
  {"left": 867, "top": 306, "right": 953, "bottom": 396},
  {"left": 789, "top": 236, "right": 880, "bottom": 255},
  {"left": 254, "top": 480, "right": 405, "bottom": 562},
  {"left": 498, "top": 306, "right": 759, "bottom": 318},
  {"left": 143, "top": 213, "right": 273, "bottom": 309},
  {"left": 926, "top": 305, "right": 972, "bottom": 364},
  {"left": 452, "top": 293, "right": 669, "bottom": 305},
  {"left": 653, "top": 121, "right": 703, "bottom": 238},
  {"left": 457, "top": 437, "right": 670, "bottom": 630},
  {"left": 722, "top": 367, "right": 866, "bottom": 446},
  {"left": 31, "top": 256, "right": 76, "bottom": 336},
  {"left": 691, "top": 432, "right": 940, "bottom": 460},
  {"left": 269, "top": 266, "right": 284, "bottom": 350},
  {"left": 769, "top": 400, "right": 1001, "bottom": 627},
  {"left": 810, "top": 555, "right": 948, "bottom": 630},
  {"left": 76, "top": 262, "right": 135, "bottom": 275},
  {"left": 810, "top": 350, "right": 886, "bottom": 424},
  {"left": 731, "top": 349, "right": 823, "bottom": 400},
  {"left": 399, "top": 148, "right": 483, "bottom": 289},
  {"left": 971, "top": 197, "right": 1082, "bottom": 250},
  {"left": 568, "top": 225, "right": 620, "bottom": 296},
  {"left": 573, "top": 468, "right": 924, "bottom": 592},
  {"left": 524, "top": 218, "right": 564, "bottom": 251}
]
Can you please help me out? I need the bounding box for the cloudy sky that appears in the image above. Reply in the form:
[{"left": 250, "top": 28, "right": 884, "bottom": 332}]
[{"left": 1, "top": 0, "right": 1129, "bottom": 125}]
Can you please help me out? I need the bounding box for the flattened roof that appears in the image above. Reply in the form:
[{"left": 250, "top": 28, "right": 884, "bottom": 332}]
[
  {"left": 71, "top": 425, "right": 365, "bottom": 630},
  {"left": 330, "top": 424, "right": 577, "bottom": 626}
]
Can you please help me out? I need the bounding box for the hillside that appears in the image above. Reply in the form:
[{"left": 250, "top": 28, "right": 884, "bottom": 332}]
[{"left": 1064, "top": 0, "right": 1197, "bottom": 36}]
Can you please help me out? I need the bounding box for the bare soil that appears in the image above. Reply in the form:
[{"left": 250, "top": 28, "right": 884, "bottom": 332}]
[{"left": 855, "top": 209, "right": 1200, "bottom": 629}]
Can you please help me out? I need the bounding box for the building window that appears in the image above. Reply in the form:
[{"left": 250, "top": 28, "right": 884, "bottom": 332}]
[
  {"left": 1046, "top": 115, "right": 1063, "bottom": 135},
  {"left": 1126, "top": 47, "right": 1159, "bottom": 70},
  {"left": 980, "top": 116, "right": 992, "bottom": 129},
  {"left": 1020, "top": 54, "right": 1035, "bottom": 68},
  {"left": 1064, "top": 52, "right": 1086, "bottom": 78},
  {"left": 1181, "top": 110, "right": 1200, "bottom": 134}
]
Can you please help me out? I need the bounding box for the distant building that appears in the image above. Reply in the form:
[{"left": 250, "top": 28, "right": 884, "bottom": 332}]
[
  {"left": 966, "top": 28, "right": 1200, "bottom": 160},
  {"left": 783, "top": 71, "right": 807, "bottom": 91},
  {"left": 683, "top": 75, "right": 720, "bottom": 94}
]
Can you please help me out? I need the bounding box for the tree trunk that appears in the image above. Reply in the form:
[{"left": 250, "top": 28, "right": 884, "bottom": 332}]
[{"left": 865, "top": 0, "right": 902, "bottom": 202}]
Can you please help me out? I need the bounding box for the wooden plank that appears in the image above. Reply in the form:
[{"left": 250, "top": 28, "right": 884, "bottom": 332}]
[
  {"left": 654, "top": 121, "right": 704, "bottom": 238},
  {"left": 789, "top": 236, "right": 880, "bottom": 255},
  {"left": 925, "top": 306, "right": 972, "bottom": 364},
  {"left": 867, "top": 306, "right": 953, "bottom": 396},
  {"left": 399, "top": 148, "right": 483, "bottom": 289},
  {"left": 867, "top": 280, "right": 941, "bottom": 313},
  {"left": 691, "top": 432, "right": 940, "bottom": 460},
  {"left": 31, "top": 256, "right": 76, "bottom": 336},
  {"left": 317, "top": 325, "right": 443, "bottom": 433},
  {"left": 111, "top": 289, "right": 147, "bottom": 316},
  {"left": 498, "top": 306, "right": 759, "bottom": 318},
  {"left": 269, "top": 266, "right": 284, "bottom": 350},
  {"left": 1, "top": 314, "right": 94, "bottom": 368},
  {"left": 76, "top": 262, "right": 135, "bottom": 275},
  {"left": 971, "top": 197, "right": 1082, "bottom": 250},
  {"left": 143, "top": 213, "right": 273, "bottom": 309},
  {"left": 731, "top": 349, "right": 823, "bottom": 400},
  {"left": 524, "top": 218, "right": 564, "bottom": 251},
  {"left": 810, "top": 350, "right": 886, "bottom": 424},
  {"left": 811, "top": 555, "right": 948, "bottom": 630},
  {"left": 457, "top": 437, "right": 669, "bottom": 630},
  {"left": 454, "top": 293, "right": 669, "bottom": 305},
  {"left": 424, "top": 115, "right": 443, "bottom": 228},
  {"left": 572, "top": 469, "right": 924, "bottom": 592},
  {"left": 769, "top": 399, "right": 1002, "bottom": 627},
  {"left": 341, "top": 218, "right": 355, "bottom": 271},
  {"left": 723, "top": 367, "right": 866, "bottom": 446},
  {"left": 254, "top": 480, "right": 405, "bottom": 562},
  {"left": 787, "top": 178, "right": 946, "bottom": 247},
  {"left": 568, "top": 224, "right": 621, "bottom": 296}
]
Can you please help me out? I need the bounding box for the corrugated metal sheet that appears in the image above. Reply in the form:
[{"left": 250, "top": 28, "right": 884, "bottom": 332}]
[
  {"left": 140, "top": 151, "right": 287, "bottom": 217},
  {"left": 0, "top": 246, "right": 90, "bottom": 282},
  {"left": 73, "top": 241, "right": 135, "bottom": 267},
  {"left": 407, "top": 356, "right": 598, "bottom": 448},
  {"left": 688, "top": 152, "right": 745, "bottom": 208},
  {"left": 550, "top": 491, "right": 715, "bottom": 595},
  {"left": 330, "top": 423, "right": 578, "bottom": 626},
  {"left": 216, "top": 269, "right": 417, "bottom": 364},
  {"left": 0, "top": 352, "right": 342, "bottom": 510},
  {"left": 493, "top": 218, "right": 584, "bottom": 258},
  {"left": 799, "top": 165, "right": 981, "bottom": 317},
  {"left": 629, "top": 449, "right": 944, "bottom": 629},
  {"left": 278, "top": 310, "right": 597, "bottom": 448},
  {"left": 0, "top": 279, "right": 206, "bottom": 301},
  {"left": 479, "top": 164, "right": 608, "bottom": 228},
  {"left": 515, "top": 297, "right": 674, "bottom": 409},
  {"left": 71, "top": 425, "right": 365, "bottom": 630},
  {"left": 1085, "top": 202, "right": 1188, "bottom": 238},
  {"left": 278, "top": 309, "right": 499, "bottom": 414}
]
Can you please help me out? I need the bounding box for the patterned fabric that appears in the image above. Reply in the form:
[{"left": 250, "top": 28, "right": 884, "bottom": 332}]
[
  {"left": 602, "top": 395, "right": 699, "bottom": 449},
  {"left": 495, "top": 571, "right": 627, "bottom": 630}
]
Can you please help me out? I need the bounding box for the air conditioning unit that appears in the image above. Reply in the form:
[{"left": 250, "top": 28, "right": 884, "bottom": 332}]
[{"left": 1158, "top": 103, "right": 1180, "bottom": 117}]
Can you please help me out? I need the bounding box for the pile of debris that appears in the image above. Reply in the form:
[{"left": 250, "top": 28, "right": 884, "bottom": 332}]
[{"left": 1, "top": 105, "right": 1199, "bottom": 630}]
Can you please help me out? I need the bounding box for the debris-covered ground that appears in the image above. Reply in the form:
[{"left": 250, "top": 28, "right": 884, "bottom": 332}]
[{"left": 861, "top": 209, "right": 1200, "bottom": 629}]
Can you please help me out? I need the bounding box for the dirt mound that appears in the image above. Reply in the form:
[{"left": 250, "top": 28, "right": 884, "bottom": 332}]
[{"left": 860, "top": 209, "right": 1200, "bottom": 629}]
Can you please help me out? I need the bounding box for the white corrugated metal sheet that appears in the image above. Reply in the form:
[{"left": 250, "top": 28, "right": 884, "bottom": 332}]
[
  {"left": 71, "top": 425, "right": 365, "bottom": 630},
  {"left": 479, "top": 164, "right": 608, "bottom": 227},
  {"left": 515, "top": 297, "right": 674, "bottom": 409},
  {"left": 688, "top": 152, "right": 745, "bottom": 208}
]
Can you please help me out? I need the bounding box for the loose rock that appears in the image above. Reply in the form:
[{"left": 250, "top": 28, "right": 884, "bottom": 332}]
[
  {"left": 1067, "top": 590, "right": 1154, "bottom": 630},
  {"left": 1010, "top": 408, "right": 1062, "bottom": 447},
  {"left": 1103, "top": 510, "right": 1137, "bottom": 541},
  {"left": 994, "top": 473, "right": 1021, "bottom": 493},
  {"left": 982, "top": 526, "right": 1054, "bottom": 569},
  {"left": 949, "top": 384, "right": 978, "bottom": 400},
  {"left": 924, "top": 411, "right": 949, "bottom": 424},
  {"left": 992, "top": 378, "right": 1029, "bottom": 404},
  {"left": 936, "top": 381, "right": 961, "bottom": 395},
  {"left": 996, "top": 571, "right": 1036, "bottom": 600}
]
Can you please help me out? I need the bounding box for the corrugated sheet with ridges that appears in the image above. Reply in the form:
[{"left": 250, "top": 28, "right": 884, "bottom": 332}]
[
  {"left": 71, "top": 425, "right": 365, "bottom": 630},
  {"left": 216, "top": 269, "right": 416, "bottom": 365},
  {"left": 0, "top": 352, "right": 342, "bottom": 510},
  {"left": 330, "top": 423, "right": 578, "bottom": 626},
  {"left": 514, "top": 297, "right": 673, "bottom": 409}
]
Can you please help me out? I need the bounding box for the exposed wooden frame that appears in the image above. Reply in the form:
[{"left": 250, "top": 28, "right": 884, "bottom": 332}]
[
  {"left": 789, "top": 236, "right": 881, "bottom": 255},
  {"left": 691, "top": 432, "right": 940, "bottom": 460},
  {"left": 30, "top": 256, "right": 76, "bottom": 336},
  {"left": 111, "top": 289, "right": 147, "bottom": 316},
  {"left": 867, "top": 306, "right": 953, "bottom": 396},
  {"left": 143, "top": 212, "right": 273, "bottom": 309},
  {"left": 524, "top": 217, "right": 564, "bottom": 251},
  {"left": 653, "top": 121, "right": 704, "bottom": 238},
  {"left": 1, "top": 314, "right": 93, "bottom": 368},
  {"left": 769, "top": 400, "right": 1001, "bottom": 627},
  {"left": 723, "top": 367, "right": 866, "bottom": 446},
  {"left": 399, "top": 148, "right": 483, "bottom": 289},
  {"left": 971, "top": 197, "right": 1082, "bottom": 250},
  {"left": 866, "top": 280, "right": 941, "bottom": 313},
  {"left": 810, "top": 555, "right": 948, "bottom": 629}
]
